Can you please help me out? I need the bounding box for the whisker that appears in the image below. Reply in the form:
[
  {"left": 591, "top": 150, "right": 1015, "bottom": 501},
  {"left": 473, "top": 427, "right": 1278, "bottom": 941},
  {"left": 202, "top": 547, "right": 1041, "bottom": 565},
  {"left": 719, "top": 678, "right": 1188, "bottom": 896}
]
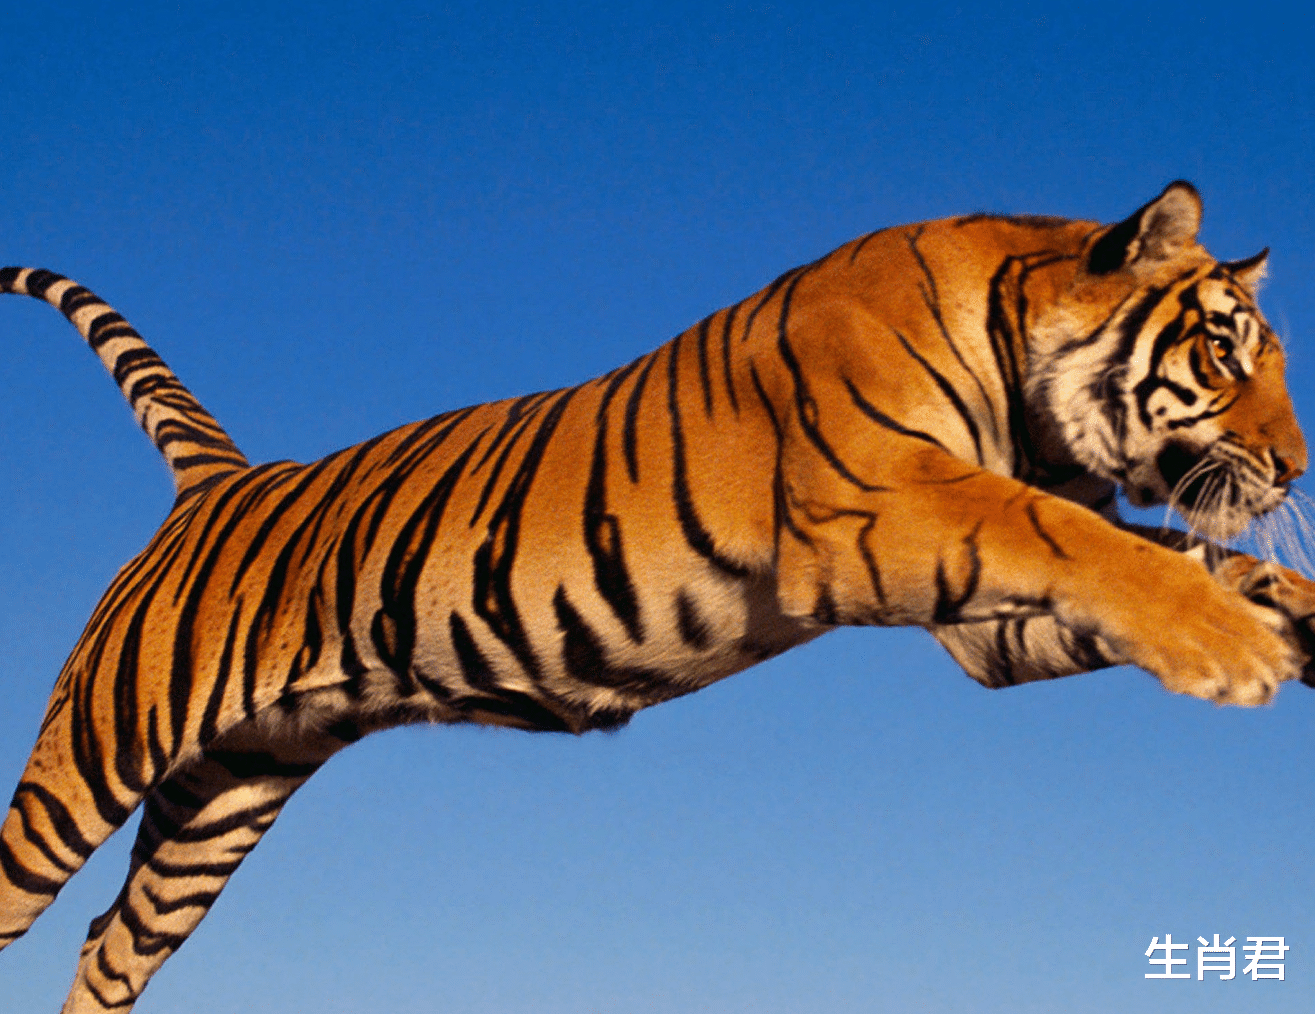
[
  {"left": 1204, "top": 475, "right": 1236, "bottom": 569},
  {"left": 1185, "top": 472, "right": 1223, "bottom": 543},
  {"left": 1272, "top": 502, "right": 1299, "bottom": 569},
  {"left": 1233, "top": 491, "right": 1315, "bottom": 578},
  {"left": 1277, "top": 494, "right": 1315, "bottom": 577},
  {"left": 1293, "top": 495, "right": 1315, "bottom": 547},
  {"left": 1165, "top": 456, "right": 1223, "bottom": 531},
  {"left": 1253, "top": 508, "right": 1279, "bottom": 567}
]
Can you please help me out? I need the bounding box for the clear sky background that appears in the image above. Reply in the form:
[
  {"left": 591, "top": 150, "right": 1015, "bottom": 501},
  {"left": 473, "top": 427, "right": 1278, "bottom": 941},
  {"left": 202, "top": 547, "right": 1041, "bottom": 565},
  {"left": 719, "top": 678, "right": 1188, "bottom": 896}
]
[{"left": 2, "top": 3, "right": 1314, "bottom": 1012}]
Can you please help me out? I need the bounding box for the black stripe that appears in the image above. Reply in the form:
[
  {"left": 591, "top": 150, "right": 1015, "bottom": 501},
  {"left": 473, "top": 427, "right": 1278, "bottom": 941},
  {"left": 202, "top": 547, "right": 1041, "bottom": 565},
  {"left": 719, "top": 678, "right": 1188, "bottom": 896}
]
[
  {"left": 110, "top": 346, "right": 165, "bottom": 386},
  {"left": 172, "top": 798, "right": 287, "bottom": 844},
  {"left": 373, "top": 439, "right": 484, "bottom": 685},
  {"left": 990, "top": 620, "right": 1018, "bottom": 687},
  {"left": 905, "top": 227, "right": 1000, "bottom": 440},
  {"left": 166, "top": 452, "right": 246, "bottom": 471},
  {"left": 470, "top": 392, "right": 546, "bottom": 475},
  {"left": 326, "top": 414, "right": 479, "bottom": 695},
  {"left": 843, "top": 376, "right": 948, "bottom": 450},
  {"left": 459, "top": 694, "right": 575, "bottom": 732},
  {"left": 93, "top": 944, "right": 135, "bottom": 992},
  {"left": 144, "top": 853, "right": 244, "bottom": 879},
  {"left": 984, "top": 257, "right": 1032, "bottom": 473},
  {"left": 811, "top": 584, "right": 838, "bottom": 624},
  {"left": 856, "top": 514, "right": 886, "bottom": 609},
  {"left": 470, "top": 406, "right": 543, "bottom": 525},
  {"left": 144, "top": 707, "right": 168, "bottom": 795},
  {"left": 67, "top": 650, "right": 132, "bottom": 829},
  {"left": 335, "top": 504, "right": 384, "bottom": 693},
  {"left": 328, "top": 412, "right": 478, "bottom": 679},
  {"left": 63, "top": 626, "right": 134, "bottom": 831},
  {"left": 140, "top": 881, "right": 220, "bottom": 916},
  {"left": 86, "top": 311, "right": 133, "bottom": 348},
  {"left": 171, "top": 464, "right": 295, "bottom": 604},
  {"left": 585, "top": 359, "right": 645, "bottom": 641},
  {"left": 931, "top": 523, "right": 983, "bottom": 623},
  {"left": 999, "top": 252, "right": 1074, "bottom": 476},
  {"left": 719, "top": 304, "right": 740, "bottom": 414},
  {"left": 83, "top": 973, "right": 134, "bottom": 1011},
  {"left": 125, "top": 374, "right": 185, "bottom": 407},
  {"left": 955, "top": 213, "right": 1071, "bottom": 230},
  {"left": 694, "top": 314, "right": 714, "bottom": 416},
  {"left": 13, "top": 782, "right": 96, "bottom": 860},
  {"left": 675, "top": 590, "right": 711, "bottom": 649},
  {"left": 24, "top": 269, "right": 61, "bottom": 298},
  {"left": 58, "top": 285, "right": 99, "bottom": 315},
  {"left": 1165, "top": 394, "right": 1237, "bottom": 431},
  {"left": 447, "top": 611, "right": 497, "bottom": 692},
  {"left": 430, "top": 617, "right": 575, "bottom": 732},
  {"left": 1132, "top": 285, "right": 1207, "bottom": 428},
  {"left": 554, "top": 586, "right": 670, "bottom": 695},
  {"left": 1087, "top": 275, "right": 1182, "bottom": 446},
  {"left": 775, "top": 270, "right": 890, "bottom": 492},
  {"left": 473, "top": 388, "right": 578, "bottom": 679},
  {"left": 153, "top": 420, "right": 247, "bottom": 452},
  {"left": 7, "top": 807, "right": 78, "bottom": 877},
  {"left": 623, "top": 352, "right": 658, "bottom": 482},
  {"left": 747, "top": 362, "right": 811, "bottom": 549},
  {"left": 1110, "top": 274, "right": 1187, "bottom": 367},
  {"left": 668, "top": 335, "right": 751, "bottom": 576},
  {"left": 164, "top": 468, "right": 302, "bottom": 740},
  {"left": 847, "top": 230, "right": 881, "bottom": 264},
  {"left": 284, "top": 582, "right": 325, "bottom": 694},
  {"left": 380, "top": 405, "right": 479, "bottom": 472},
  {"left": 182, "top": 524, "right": 292, "bottom": 749},
  {"left": 740, "top": 267, "right": 798, "bottom": 343},
  {"left": 890, "top": 329, "right": 987, "bottom": 470},
  {"left": 0, "top": 837, "right": 62, "bottom": 897},
  {"left": 226, "top": 458, "right": 338, "bottom": 594},
  {"left": 111, "top": 597, "right": 154, "bottom": 794},
  {"left": 206, "top": 751, "right": 320, "bottom": 780},
  {"left": 198, "top": 607, "right": 243, "bottom": 747},
  {"left": 1025, "top": 501, "right": 1070, "bottom": 560}
]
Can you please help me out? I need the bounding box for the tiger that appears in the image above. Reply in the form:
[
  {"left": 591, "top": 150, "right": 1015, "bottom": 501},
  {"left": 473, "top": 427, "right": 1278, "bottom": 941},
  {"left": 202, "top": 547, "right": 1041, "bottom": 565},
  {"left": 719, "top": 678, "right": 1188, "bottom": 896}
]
[{"left": 4, "top": 181, "right": 1315, "bottom": 1012}]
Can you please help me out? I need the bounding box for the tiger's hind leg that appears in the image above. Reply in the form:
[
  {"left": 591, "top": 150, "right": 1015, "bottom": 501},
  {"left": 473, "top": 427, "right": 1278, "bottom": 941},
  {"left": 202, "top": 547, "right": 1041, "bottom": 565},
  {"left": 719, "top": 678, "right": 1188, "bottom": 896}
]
[
  {"left": 0, "top": 717, "right": 149, "bottom": 953},
  {"left": 60, "top": 720, "right": 351, "bottom": 1013}
]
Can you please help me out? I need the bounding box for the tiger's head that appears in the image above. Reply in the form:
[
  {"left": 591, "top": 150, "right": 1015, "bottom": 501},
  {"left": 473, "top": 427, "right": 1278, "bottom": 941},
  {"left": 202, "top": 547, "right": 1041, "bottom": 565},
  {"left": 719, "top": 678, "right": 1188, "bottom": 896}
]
[{"left": 1031, "top": 181, "right": 1306, "bottom": 540}]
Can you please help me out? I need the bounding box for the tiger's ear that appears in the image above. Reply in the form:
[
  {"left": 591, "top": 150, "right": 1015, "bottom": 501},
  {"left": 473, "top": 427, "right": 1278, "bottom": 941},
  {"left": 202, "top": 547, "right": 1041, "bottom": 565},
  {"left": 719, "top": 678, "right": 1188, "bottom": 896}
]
[
  {"left": 1220, "top": 248, "right": 1269, "bottom": 293},
  {"left": 1086, "top": 181, "right": 1203, "bottom": 275}
]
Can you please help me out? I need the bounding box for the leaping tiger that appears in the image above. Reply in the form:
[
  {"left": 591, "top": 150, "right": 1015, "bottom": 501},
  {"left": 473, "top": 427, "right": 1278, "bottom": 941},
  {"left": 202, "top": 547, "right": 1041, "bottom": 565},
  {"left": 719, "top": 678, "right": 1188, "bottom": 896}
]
[{"left": 4, "top": 181, "right": 1315, "bottom": 1012}]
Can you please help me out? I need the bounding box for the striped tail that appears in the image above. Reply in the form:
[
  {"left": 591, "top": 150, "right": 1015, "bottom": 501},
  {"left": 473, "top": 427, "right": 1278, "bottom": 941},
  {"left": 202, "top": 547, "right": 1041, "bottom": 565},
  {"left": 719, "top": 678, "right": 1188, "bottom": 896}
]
[{"left": 1, "top": 267, "right": 248, "bottom": 497}]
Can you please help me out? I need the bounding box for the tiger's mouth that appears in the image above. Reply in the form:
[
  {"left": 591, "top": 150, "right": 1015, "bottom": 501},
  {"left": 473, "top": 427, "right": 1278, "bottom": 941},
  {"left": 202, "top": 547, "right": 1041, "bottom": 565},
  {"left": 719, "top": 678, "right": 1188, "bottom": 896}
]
[
  {"left": 1156, "top": 443, "right": 1211, "bottom": 509},
  {"left": 1152, "top": 440, "right": 1286, "bottom": 538}
]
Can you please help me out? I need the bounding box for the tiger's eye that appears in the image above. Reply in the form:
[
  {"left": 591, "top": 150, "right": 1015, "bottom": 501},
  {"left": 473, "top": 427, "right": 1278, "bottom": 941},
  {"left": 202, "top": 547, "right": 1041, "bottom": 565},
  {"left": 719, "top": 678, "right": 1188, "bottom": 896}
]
[{"left": 1209, "top": 334, "right": 1235, "bottom": 359}]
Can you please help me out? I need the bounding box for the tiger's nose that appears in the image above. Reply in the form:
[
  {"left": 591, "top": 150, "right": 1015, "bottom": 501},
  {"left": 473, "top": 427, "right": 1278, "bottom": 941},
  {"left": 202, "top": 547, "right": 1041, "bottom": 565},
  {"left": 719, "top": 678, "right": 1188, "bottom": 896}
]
[{"left": 1272, "top": 449, "right": 1305, "bottom": 485}]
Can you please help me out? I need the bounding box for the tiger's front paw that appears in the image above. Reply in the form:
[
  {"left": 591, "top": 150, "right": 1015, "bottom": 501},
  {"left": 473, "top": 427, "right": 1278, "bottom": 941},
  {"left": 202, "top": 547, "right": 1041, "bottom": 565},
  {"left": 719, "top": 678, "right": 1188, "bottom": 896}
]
[
  {"left": 1102, "top": 574, "right": 1302, "bottom": 706},
  {"left": 1149, "top": 618, "right": 1294, "bottom": 706},
  {"left": 1213, "top": 557, "right": 1315, "bottom": 687}
]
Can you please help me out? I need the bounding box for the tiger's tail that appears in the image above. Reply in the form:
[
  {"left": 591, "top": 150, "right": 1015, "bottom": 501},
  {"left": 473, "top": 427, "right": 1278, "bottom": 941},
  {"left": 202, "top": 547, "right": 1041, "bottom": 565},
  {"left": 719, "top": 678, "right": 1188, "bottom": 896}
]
[{"left": 1, "top": 267, "right": 249, "bottom": 497}]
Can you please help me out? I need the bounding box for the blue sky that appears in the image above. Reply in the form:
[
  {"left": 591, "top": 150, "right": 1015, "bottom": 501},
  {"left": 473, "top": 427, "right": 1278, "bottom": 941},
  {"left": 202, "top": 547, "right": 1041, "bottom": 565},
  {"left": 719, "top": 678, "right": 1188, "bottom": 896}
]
[{"left": 3, "top": 3, "right": 1315, "bottom": 1011}]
